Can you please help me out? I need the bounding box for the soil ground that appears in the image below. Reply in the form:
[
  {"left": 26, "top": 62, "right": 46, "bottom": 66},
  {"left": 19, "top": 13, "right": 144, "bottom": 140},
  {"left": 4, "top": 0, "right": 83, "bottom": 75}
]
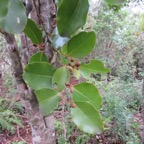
[{"left": 0, "top": 116, "right": 32, "bottom": 144}]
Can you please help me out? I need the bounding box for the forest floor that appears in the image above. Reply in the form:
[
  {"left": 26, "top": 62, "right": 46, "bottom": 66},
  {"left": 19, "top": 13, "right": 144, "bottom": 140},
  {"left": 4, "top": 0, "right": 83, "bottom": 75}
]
[
  {"left": 0, "top": 116, "right": 32, "bottom": 144},
  {"left": 0, "top": 78, "right": 143, "bottom": 144},
  {"left": 0, "top": 108, "right": 143, "bottom": 144}
]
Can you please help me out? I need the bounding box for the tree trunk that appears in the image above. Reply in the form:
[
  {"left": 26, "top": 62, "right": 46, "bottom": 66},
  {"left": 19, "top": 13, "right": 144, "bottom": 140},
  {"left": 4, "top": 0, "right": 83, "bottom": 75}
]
[
  {"left": 27, "top": 0, "right": 57, "bottom": 143},
  {"left": 1, "top": 0, "right": 57, "bottom": 143},
  {"left": 142, "top": 79, "right": 144, "bottom": 144},
  {"left": 2, "top": 32, "right": 56, "bottom": 144}
]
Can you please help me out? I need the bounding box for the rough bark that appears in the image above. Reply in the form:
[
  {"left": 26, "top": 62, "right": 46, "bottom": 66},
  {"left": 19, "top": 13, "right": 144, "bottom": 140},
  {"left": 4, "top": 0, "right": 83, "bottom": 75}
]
[
  {"left": 30, "top": 0, "right": 56, "bottom": 61},
  {"left": 27, "top": 1, "right": 57, "bottom": 143},
  {"left": 1, "top": 0, "right": 57, "bottom": 143},
  {"left": 142, "top": 79, "right": 144, "bottom": 144},
  {"left": 38, "top": 1, "right": 57, "bottom": 142},
  {"left": 18, "top": 0, "right": 57, "bottom": 143},
  {"left": 1, "top": 33, "right": 26, "bottom": 87},
  {"left": 2, "top": 32, "right": 56, "bottom": 144}
]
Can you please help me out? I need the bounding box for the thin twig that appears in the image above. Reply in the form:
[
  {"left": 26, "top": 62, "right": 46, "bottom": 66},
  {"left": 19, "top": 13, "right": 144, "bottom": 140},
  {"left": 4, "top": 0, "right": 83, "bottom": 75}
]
[
  {"left": 0, "top": 48, "right": 6, "bottom": 60},
  {"left": 17, "top": 126, "right": 27, "bottom": 143},
  {"left": 17, "top": 114, "right": 28, "bottom": 119}
]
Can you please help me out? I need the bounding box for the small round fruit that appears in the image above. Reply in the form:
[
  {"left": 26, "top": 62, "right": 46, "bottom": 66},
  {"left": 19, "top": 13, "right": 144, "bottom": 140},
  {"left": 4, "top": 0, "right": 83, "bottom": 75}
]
[
  {"left": 70, "top": 57, "right": 75, "bottom": 62},
  {"left": 75, "top": 61, "right": 81, "bottom": 67},
  {"left": 70, "top": 103, "right": 76, "bottom": 108}
]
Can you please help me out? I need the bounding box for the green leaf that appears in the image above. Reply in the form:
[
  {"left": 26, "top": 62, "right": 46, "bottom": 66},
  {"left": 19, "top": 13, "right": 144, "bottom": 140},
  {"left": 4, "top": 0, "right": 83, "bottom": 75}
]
[
  {"left": 79, "top": 70, "right": 91, "bottom": 80},
  {"left": 72, "top": 83, "right": 104, "bottom": 134},
  {"left": 61, "top": 45, "right": 67, "bottom": 55},
  {"left": 0, "top": 0, "right": 9, "bottom": 18},
  {"left": 0, "top": 0, "right": 27, "bottom": 34},
  {"left": 71, "top": 102, "right": 104, "bottom": 134},
  {"left": 73, "top": 82, "right": 102, "bottom": 110},
  {"left": 60, "top": 55, "right": 69, "bottom": 65},
  {"left": 73, "top": 69, "right": 81, "bottom": 80},
  {"left": 23, "top": 18, "right": 42, "bottom": 44},
  {"left": 35, "top": 88, "right": 60, "bottom": 116},
  {"left": 23, "top": 62, "right": 56, "bottom": 90},
  {"left": 52, "top": 66, "right": 70, "bottom": 91},
  {"left": 57, "top": 0, "right": 89, "bottom": 37},
  {"left": 29, "top": 52, "right": 48, "bottom": 63},
  {"left": 104, "top": 0, "right": 126, "bottom": 5},
  {"left": 67, "top": 31, "right": 96, "bottom": 58},
  {"left": 80, "top": 60, "right": 110, "bottom": 76}
]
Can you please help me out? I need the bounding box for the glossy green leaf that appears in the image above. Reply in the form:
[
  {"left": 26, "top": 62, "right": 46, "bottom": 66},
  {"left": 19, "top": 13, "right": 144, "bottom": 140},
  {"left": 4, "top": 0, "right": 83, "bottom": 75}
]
[
  {"left": 67, "top": 32, "right": 96, "bottom": 58},
  {"left": 80, "top": 60, "right": 110, "bottom": 76},
  {"left": 61, "top": 45, "right": 67, "bottom": 55},
  {"left": 29, "top": 52, "right": 48, "bottom": 63},
  {"left": 52, "top": 66, "right": 70, "bottom": 91},
  {"left": 35, "top": 88, "right": 60, "bottom": 116},
  {"left": 60, "top": 55, "right": 69, "bottom": 65},
  {"left": 79, "top": 69, "right": 91, "bottom": 80},
  {"left": 104, "top": 0, "right": 126, "bottom": 5},
  {"left": 73, "top": 82, "right": 102, "bottom": 110},
  {"left": 23, "top": 62, "right": 56, "bottom": 90},
  {"left": 24, "top": 18, "right": 42, "bottom": 44},
  {"left": 0, "top": 0, "right": 9, "bottom": 18},
  {"left": 0, "top": 0, "right": 27, "bottom": 34},
  {"left": 71, "top": 102, "right": 104, "bottom": 134},
  {"left": 57, "top": 0, "right": 89, "bottom": 37},
  {"left": 73, "top": 69, "right": 81, "bottom": 80}
]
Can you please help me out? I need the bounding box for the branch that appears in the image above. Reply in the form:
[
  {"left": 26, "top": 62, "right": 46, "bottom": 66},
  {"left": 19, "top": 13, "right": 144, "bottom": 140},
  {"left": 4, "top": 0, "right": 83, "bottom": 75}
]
[{"left": 17, "top": 126, "right": 27, "bottom": 143}]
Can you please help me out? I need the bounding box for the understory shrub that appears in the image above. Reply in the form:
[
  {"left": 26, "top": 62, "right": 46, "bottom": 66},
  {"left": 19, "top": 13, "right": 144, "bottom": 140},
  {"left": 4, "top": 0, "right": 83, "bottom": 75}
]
[
  {"left": 100, "top": 79, "right": 142, "bottom": 143},
  {"left": 0, "top": 98, "right": 23, "bottom": 134}
]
